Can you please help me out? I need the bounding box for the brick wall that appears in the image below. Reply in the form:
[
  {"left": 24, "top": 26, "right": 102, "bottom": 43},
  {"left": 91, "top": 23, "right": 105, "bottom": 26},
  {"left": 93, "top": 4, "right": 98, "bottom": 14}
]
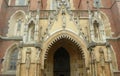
[
  {"left": 110, "top": 0, "right": 120, "bottom": 70},
  {"left": 0, "top": 0, "right": 7, "bottom": 36},
  {"left": 10, "top": 0, "right": 15, "bottom": 6},
  {"left": 0, "top": 0, "right": 120, "bottom": 73},
  {"left": 111, "top": 1, "right": 120, "bottom": 36},
  {"left": 110, "top": 40, "right": 120, "bottom": 70},
  {"left": 0, "top": 0, "right": 3, "bottom": 9}
]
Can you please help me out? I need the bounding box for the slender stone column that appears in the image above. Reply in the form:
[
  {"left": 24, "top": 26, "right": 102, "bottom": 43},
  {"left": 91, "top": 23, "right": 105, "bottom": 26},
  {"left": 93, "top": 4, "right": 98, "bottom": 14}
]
[
  {"left": 35, "top": 47, "right": 41, "bottom": 76},
  {"left": 87, "top": 1, "right": 95, "bottom": 42}
]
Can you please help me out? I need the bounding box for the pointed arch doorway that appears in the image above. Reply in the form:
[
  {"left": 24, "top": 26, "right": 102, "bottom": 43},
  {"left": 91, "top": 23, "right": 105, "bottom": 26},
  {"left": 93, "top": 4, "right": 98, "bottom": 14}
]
[
  {"left": 44, "top": 38, "right": 86, "bottom": 76},
  {"left": 54, "top": 47, "right": 70, "bottom": 76}
]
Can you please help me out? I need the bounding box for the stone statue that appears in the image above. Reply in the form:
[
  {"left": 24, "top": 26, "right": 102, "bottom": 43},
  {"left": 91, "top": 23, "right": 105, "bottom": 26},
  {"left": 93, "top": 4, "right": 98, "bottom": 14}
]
[
  {"left": 26, "top": 54, "right": 31, "bottom": 69},
  {"left": 25, "top": 48, "right": 31, "bottom": 70},
  {"left": 91, "top": 51, "right": 96, "bottom": 63},
  {"left": 25, "top": 48, "right": 31, "bottom": 76},
  {"left": 99, "top": 48, "right": 106, "bottom": 76},
  {"left": 36, "top": 49, "right": 41, "bottom": 63},
  {"left": 62, "top": 7, "right": 66, "bottom": 29},
  {"left": 99, "top": 48, "right": 105, "bottom": 67}
]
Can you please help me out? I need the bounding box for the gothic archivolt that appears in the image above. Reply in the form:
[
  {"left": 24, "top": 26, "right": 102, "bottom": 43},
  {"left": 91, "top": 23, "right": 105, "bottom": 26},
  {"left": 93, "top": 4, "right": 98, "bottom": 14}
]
[
  {"left": 41, "top": 30, "right": 89, "bottom": 69},
  {"left": 2, "top": 0, "right": 118, "bottom": 76}
]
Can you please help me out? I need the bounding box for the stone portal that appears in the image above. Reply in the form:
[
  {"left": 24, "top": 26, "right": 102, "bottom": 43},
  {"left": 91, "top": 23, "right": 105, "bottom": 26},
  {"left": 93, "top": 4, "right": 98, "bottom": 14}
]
[
  {"left": 44, "top": 38, "right": 85, "bottom": 76},
  {"left": 54, "top": 47, "right": 70, "bottom": 76}
]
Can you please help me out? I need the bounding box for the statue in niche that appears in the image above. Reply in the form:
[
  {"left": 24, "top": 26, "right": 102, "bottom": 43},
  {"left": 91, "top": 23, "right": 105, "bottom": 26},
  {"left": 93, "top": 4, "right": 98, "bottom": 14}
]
[
  {"left": 36, "top": 49, "right": 41, "bottom": 63},
  {"left": 30, "top": 26, "right": 35, "bottom": 40},
  {"left": 62, "top": 7, "right": 66, "bottom": 29},
  {"left": 99, "top": 48, "right": 105, "bottom": 76},
  {"left": 28, "top": 22, "right": 35, "bottom": 41},
  {"left": 91, "top": 51, "right": 96, "bottom": 63},
  {"left": 93, "top": 20, "right": 100, "bottom": 40},
  {"left": 99, "top": 48, "right": 105, "bottom": 67},
  {"left": 106, "top": 43, "right": 112, "bottom": 61},
  {"left": 25, "top": 48, "right": 31, "bottom": 70}
]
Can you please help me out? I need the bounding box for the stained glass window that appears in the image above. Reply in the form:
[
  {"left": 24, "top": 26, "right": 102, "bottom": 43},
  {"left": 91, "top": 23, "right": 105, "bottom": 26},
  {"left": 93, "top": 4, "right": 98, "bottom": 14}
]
[
  {"left": 16, "top": 0, "right": 25, "bottom": 5},
  {"left": 94, "top": 0, "right": 102, "bottom": 7},
  {"left": 9, "top": 48, "right": 18, "bottom": 70}
]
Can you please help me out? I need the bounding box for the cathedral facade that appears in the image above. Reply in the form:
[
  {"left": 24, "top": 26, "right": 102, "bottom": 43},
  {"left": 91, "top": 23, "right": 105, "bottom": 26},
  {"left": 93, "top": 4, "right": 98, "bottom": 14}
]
[{"left": 0, "top": 0, "right": 120, "bottom": 76}]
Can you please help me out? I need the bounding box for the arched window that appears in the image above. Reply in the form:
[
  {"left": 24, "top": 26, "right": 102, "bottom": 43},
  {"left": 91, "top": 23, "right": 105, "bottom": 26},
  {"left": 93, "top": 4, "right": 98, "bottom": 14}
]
[
  {"left": 9, "top": 48, "right": 19, "bottom": 70},
  {"left": 8, "top": 11, "right": 25, "bottom": 37},
  {"left": 51, "top": 0, "right": 70, "bottom": 10},
  {"left": 16, "top": 0, "right": 26, "bottom": 5},
  {"left": 94, "top": 0, "right": 102, "bottom": 7},
  {"left": 50, "top": 0, "right": 56, "bottom": 10}
]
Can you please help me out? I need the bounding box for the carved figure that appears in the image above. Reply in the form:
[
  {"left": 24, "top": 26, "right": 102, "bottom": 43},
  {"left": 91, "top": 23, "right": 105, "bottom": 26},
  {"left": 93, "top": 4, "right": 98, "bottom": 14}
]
[
  {"left": 99, "top": 48, "right": 105, "bottom": 67},
  {"left": 25, "top": 48, "right": 31, "bottom": 69}
]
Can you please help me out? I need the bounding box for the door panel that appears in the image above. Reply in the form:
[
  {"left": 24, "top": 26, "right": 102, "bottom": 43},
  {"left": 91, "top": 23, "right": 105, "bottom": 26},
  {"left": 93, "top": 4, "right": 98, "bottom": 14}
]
[{"left": 54, "top": 47, "right": 70, "bottom": 76}]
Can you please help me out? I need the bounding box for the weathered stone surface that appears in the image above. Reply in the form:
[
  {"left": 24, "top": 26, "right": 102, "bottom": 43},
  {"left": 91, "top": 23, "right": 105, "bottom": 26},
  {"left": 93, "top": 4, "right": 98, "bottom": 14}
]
[{"left": 0, "top": 0, "right": 120, "bottom": 76}]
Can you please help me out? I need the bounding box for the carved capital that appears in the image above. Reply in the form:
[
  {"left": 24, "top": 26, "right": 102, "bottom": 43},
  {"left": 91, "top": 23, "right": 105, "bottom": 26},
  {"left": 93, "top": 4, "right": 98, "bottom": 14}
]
[
  {"left": 87, "top": 41, "right": 96, "bottom": 50},
  {"left": 106, "top": 42, "right": 110, "bottom": 47}
]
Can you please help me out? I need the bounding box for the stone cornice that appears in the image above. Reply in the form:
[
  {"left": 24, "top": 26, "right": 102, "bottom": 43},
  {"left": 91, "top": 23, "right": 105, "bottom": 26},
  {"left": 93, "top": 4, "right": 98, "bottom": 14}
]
[
  {"left": 0, "top": 36, "right": 22, "bottom": 41},
  {"left": 19, "top": 42, "right": 42, "bottom": 48},
  {"left": 106, "top": 36, "right": 120, "bottom": 41}
]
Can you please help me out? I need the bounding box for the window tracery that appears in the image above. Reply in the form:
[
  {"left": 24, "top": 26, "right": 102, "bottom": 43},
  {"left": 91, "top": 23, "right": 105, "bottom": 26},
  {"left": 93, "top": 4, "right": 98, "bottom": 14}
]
[
  {"left": 16, "top": 19, "right": 22, "bottom": 36},
  {"left": 17, "top": 19, "right": 22, "bottom": 31}
]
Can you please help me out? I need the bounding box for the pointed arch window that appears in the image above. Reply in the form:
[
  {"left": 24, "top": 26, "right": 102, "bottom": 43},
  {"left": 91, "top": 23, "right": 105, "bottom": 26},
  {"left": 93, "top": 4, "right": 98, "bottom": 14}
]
[
  {"left": 9, "top": 48, "right": 19, "bottom": 70},
  {"left": 94, "top": 0, "right": 102, "bottom": 7},
  {"left": 16, "top": 0, "right": 26, "bottom": 5},
  {"left": 50, "top": 0, "right": 57, "bottom": 10}
]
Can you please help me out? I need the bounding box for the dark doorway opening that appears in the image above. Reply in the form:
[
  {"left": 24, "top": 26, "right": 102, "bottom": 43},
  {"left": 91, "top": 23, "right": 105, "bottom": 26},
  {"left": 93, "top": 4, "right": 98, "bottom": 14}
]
[{"left": 54, "top": 47, "right": 70, "bottom": 76}]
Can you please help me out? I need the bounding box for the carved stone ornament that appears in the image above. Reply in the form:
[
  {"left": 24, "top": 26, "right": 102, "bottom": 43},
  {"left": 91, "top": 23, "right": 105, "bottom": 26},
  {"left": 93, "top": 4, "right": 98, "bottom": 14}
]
[
  {"left": 25, "top": 48, "right": 31, "bottom": 69},
  {"left": 99, "top": 48, "right": 105, "bottom": 67}
]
